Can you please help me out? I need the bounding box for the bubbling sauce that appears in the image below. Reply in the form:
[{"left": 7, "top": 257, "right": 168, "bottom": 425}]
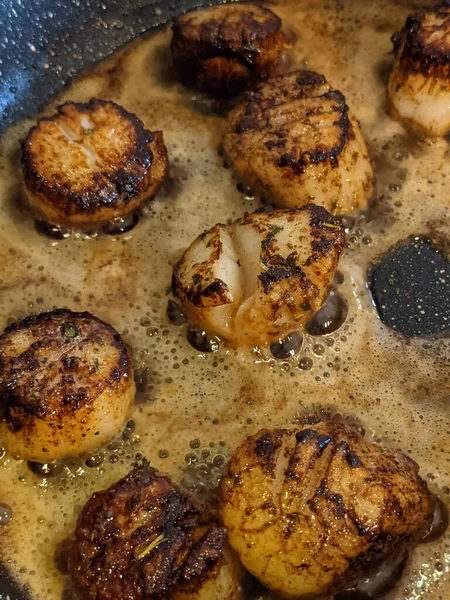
[{"left": 0, "top": 1, "right": 449, "bottom": 599}]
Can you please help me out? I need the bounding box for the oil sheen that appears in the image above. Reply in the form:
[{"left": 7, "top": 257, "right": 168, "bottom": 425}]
[{"left": 0, "top": 1, "right": 449, "bottom": 599}]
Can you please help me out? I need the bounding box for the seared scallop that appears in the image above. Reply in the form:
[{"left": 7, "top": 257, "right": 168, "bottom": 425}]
[
  {"left": 220, "top": 422, "right": 435, "bottom": 598},
  {"left": 22, "top": 99, "right": 168, "bottom": 229},
  {"left": 0, "top": 309, "right": 134, "bottom": 462},
  {"left": 173, "top": 204, "right": 344, "bottom": 347},
  {"left": 171, "top": 3, "right": 288, "bottom": 96},
  {"left": 70, "top": 461, "right": 243, "bottom": 600},
  {"left": 388, "top": 6, "right": 450, "bottom": 136},
  {"left": 223, "top": 70, "right": 373, "bottom": 214}
]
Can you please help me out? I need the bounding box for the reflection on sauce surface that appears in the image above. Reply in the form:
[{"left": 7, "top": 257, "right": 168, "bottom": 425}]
[
  {"left": 0, "top": 1, "right": 449, "bottom": 599},
  {"left": 305, "top": 289, "right": 348, "bottom": 336}
]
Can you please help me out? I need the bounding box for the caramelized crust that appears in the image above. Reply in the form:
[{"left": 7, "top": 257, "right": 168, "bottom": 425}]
[
  {"left": 220, "top": 422, "right": 435, "bottom": 598},
  {"left": 22, "top": 99, "right": 168, "bottom": 229},
  {"left": 171, "top": 3, "right": 288, "bottom": 96},
  {"left": 0, "top": 309, "right": 134, "bottom": 461},
  {"left": 392, "top": 6, "right": 450, "bottom": 77},
  {"left": 388, "top": 6, "right": 450, "bottom": 136},
  {"left": 70, "top": 462, "right": 242, "bottom": 600},
  {"left": 172, "top": 204, "right": 344, "bottom": 347},
  {"left": 223, "top": 70, "right": 373, "bottom": 213}
]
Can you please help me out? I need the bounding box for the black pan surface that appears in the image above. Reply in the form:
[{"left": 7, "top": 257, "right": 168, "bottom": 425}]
[{"left": 0, "top": 0, "right": 217, "bottom": 135}]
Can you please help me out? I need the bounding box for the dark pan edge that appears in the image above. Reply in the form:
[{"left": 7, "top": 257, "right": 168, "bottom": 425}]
[{"left": 0, "top": 0, "right": 221, "bottom": 134}]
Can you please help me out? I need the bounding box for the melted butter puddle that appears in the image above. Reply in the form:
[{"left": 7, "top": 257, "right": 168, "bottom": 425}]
[{"left": 0, "top": 1, "right": 449, "bottom": 599}]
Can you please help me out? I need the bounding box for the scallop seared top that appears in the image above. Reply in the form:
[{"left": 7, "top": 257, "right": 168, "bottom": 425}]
[
  {"left": 0, "top": 309, "right": 135, "bottom": 462},
  {"left": 392, "top": 6, "right": 450, "bottom": 75},
  {"left": 223, "top": 70, "right": 373, "bottom": 213},
  {"left": 70, "top": 462, "right": 243, "bottom": 600},
  {"left": 171, "top": 3, "right": 288, "bottom": 96},
  {"left": 389, "top": 5, "right": 450, "bottom": 136},
  {"left": 220, "top": 422, "right": 435, "bottom": 598},
  {"left": 22, "top": 99, "right": 168, "bottom": 229},
  {"left": 173, "top": 204, "right": 344, "bottom": 347}
]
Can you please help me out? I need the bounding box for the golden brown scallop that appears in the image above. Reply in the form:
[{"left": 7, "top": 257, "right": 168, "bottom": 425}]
[
  {"left": 22, "top": 99, "right": 168, "bottom": 229},
  {"left": 223, "top": 70, "right": 373, "bottom": 214},
  {"left": 219, "top": 422, "right": 435, "bottom": 598},
  {"left": 171, "top": 3, "right": 288, "bottom": 96},
  {"left": 388, "top": 5, "right": 450, "bottom": 136},
  {"left": 69, "top": 461, "right": 243, "bottom": 600},
  {"left": 173, "top": 204, "right": 344, "bottom": 347},
  {"left": 0, "top": 309, "right": 135, "bottom": 462}
]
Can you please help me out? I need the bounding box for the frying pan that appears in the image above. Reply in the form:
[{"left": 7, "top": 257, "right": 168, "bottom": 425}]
[
  {"left": 0, "top": 1, "right": 221, "bottom": 596},
  {"left": 0, "top": 1, "right": 448, "bottom": 599}
]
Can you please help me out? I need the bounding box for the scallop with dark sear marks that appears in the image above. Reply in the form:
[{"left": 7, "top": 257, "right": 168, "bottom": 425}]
[
  {"left": 389, "top": 5, "right": 450, "bottom": 136},
  {"left": 22, "top": 99, "right": 169, "bottom": 229},
  {"left": 69, "top": 461, "right": 243, "bottom": 600},
  {"left": 173, "top": 205, "right": 345, "bottom": 347},
  {"left": 223, "top": 70, "right": 373, "bottom": 214},
  {"left": 219, "top": 421, "right": 435, "bottom": 598},
  {"left": 171, "top": 3, "right": 288, "bottom": 96},
  {"left": 0, "top": 309, "right": 135, "bottom": 462}
]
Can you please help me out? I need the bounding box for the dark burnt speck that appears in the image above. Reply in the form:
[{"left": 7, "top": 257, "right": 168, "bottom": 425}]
[
  {"left": 255, "top": 433, "right": 277, "bottom": 458},
  {"left": 316, "top": 434, "right": 332, "bottom": 451},
  {"left": 346, "top": 453, "right": 363, "bottom": 468},
  {"left": 296, "top": 429, "right": 316, "bottom": 443}
]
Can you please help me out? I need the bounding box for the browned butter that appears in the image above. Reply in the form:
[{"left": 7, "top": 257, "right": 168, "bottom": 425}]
[{"left": 0, "top": 1, "right": 449, "bottom": 598}]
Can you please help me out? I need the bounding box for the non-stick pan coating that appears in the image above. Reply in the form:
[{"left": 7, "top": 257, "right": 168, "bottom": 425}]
[{"left": 0, "top": 0, "right": 219, "bottom": 135}]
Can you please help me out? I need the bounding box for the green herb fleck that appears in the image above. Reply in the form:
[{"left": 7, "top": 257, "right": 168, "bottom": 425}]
[
  {"left": 30, "top": 392, "right": 40, "bottom": 401},
  {"left": 322, "top": 223, "right": 341, "bottom": 230},
  {"left": 95, "top": 336, "right": 104, "bottom": 346},
  {"left": 300, "top": 302, "right": 312, "bottom": 311},
  {"left": 91, "top": 358, "right": 100, "bottom": 372},
  {"left": 136, "top": 534, "right": 165, "bottom": 560},
  {"left": 259, "top": 256, "right": 269, "bottom": 271},
  {"left": 261, "top": 226, "right": 283, "bottom": 250},
  {"left": 192, "top": 274, "right": 201, "bottom": 284},
  {"left": 62, "top": 323, "right": 79, "bottom": 338},
  {"left": 124, "top": 183, "right": 134, "bottom": 193},
  {"left": 83, "top": 129, "right": 93, "bottom": 135}
]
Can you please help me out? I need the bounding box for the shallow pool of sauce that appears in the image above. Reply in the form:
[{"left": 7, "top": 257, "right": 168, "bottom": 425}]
[{"left": 0, "top": 1, "right": 449, "bottom": 598}]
